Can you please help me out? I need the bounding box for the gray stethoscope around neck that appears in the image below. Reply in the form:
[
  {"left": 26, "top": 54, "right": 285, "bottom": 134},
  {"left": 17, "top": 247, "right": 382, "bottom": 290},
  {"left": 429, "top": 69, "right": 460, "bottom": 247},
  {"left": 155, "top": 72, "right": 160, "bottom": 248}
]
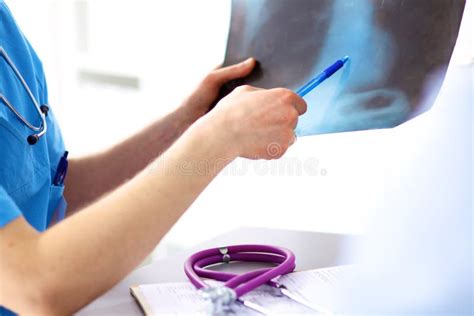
[{"left": 0, "top": 46, "right": 48, "bottom": 145}]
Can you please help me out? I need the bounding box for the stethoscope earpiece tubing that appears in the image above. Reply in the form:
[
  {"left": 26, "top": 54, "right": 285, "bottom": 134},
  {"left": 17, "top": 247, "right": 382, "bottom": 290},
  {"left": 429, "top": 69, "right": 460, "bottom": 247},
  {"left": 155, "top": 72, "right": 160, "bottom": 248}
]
[{"left": 0, "top": 47, "right": 48, "bottom": 145}]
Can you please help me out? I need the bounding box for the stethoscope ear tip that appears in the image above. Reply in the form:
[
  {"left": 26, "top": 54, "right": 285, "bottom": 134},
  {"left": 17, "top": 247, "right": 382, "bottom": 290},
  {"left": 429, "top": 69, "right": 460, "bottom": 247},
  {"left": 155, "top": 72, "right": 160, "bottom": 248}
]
[
  {"left": 27, "top": 134, "right": 39, "bottom": 145},
  {"left": 40, "top": 104, "right": 49, "bottom": 116}
]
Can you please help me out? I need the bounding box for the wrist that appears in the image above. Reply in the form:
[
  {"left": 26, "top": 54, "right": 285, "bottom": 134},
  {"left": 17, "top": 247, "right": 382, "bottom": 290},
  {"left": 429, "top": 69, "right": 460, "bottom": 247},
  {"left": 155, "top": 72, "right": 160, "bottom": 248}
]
[
  {"left": 177, "top": 105, "right": 200, "bottom": 127},
  {"left": 178, "top": 94, "right": 209, "bottom": 126},
  {"left": 191, "top": 114, "right": 239, "bottom": 162}
]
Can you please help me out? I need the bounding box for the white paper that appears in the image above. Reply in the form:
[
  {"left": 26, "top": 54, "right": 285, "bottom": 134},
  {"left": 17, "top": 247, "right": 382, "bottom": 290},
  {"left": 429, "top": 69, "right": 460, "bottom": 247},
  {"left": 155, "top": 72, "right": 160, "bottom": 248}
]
[
  {"left": 278, "top": 265, "right": 352, "bottom": 313},
  {"left": 137, "top": 266, "right": 352, "bottom": 315}
]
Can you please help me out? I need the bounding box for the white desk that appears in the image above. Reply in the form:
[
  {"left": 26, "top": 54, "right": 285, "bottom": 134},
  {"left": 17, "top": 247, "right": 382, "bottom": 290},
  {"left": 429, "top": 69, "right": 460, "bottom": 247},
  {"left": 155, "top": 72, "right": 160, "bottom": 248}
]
[{"left": 79, "top": 227, "right": 356, "bottom": 315}]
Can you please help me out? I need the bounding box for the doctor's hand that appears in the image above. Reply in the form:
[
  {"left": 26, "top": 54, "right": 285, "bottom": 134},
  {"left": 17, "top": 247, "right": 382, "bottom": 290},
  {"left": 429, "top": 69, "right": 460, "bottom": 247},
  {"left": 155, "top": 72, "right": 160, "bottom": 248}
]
[
  {"left": 180, "top": 58, "right": 257, "bottom": 120},
  {"left": 203, "top": 85, "right": 307, "bottom": 160}
]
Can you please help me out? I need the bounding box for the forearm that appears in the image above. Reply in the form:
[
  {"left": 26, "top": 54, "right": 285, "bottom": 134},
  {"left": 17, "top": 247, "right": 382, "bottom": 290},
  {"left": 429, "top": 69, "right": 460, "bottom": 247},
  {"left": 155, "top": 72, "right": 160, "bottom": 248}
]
[
  {"left": 65, "top": 105, "right": 200, "bottom": 213},
  {"left": 8, "top": 119, "right": 234, "bottom": 314}
]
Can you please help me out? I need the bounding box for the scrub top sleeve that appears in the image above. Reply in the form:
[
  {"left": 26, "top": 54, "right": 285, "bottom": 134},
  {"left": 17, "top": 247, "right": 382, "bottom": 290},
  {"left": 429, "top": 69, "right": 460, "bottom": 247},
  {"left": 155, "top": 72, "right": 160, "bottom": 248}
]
[{"left": 0, "top": 186, "right": 22, "bottom": 228}]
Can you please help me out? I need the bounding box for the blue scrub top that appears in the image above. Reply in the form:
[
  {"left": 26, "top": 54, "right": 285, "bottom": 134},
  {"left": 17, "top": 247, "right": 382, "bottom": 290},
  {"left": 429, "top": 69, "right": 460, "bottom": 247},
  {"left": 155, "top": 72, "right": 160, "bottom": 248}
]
[{"left": 1, "top": 2, "right": 66, "bottom": 313}]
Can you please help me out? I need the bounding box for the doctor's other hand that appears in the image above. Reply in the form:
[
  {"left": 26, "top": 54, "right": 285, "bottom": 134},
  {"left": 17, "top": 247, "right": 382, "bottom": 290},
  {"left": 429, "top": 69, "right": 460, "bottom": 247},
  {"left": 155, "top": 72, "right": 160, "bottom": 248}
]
[
  {"left": 180, "top": 58, "right": 257, "bottom": 120},
  {"left": 204, "top": 85, "right": 307, "bottom": 160}
]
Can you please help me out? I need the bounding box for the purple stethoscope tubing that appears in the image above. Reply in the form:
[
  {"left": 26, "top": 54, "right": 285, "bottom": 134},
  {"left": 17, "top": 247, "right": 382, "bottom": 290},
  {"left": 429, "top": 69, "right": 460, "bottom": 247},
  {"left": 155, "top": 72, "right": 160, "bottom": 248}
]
[
  {"left": 194, "top": 253, "right": 286, "bottom": 288},
  {"left": 184, "top": 244, "right": 296, "bottom": 298}
]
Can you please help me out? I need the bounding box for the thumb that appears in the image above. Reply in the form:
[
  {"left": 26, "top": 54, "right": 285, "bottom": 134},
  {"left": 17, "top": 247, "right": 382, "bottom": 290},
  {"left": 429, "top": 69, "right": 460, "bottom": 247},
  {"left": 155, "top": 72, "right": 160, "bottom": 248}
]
[{"left": 211, "top": 58, "right": 256, "bottom": 85}]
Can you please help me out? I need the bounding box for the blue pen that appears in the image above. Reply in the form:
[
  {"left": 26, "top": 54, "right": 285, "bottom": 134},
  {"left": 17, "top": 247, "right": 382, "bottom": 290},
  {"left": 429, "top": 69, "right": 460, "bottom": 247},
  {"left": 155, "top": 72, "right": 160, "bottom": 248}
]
[
  {"left": 53, "top": 151, "right": 69, "bottom": 186},
  {"left": 296, "top": 56, "right": 350, "bottom": 97}
]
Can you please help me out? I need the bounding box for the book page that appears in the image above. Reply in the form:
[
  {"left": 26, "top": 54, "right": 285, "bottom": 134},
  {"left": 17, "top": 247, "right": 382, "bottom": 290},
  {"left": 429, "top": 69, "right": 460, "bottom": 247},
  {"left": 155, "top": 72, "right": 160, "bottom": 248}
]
[{"left": 135, "top": 266, "right": 352, "bottom": 315}]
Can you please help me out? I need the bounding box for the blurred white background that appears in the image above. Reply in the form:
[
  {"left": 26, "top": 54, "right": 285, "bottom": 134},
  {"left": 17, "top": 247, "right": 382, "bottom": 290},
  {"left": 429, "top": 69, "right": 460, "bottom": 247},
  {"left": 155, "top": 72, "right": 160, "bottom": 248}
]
[{"left": 6, "top": 0, "right": 473, "bottom": 258}]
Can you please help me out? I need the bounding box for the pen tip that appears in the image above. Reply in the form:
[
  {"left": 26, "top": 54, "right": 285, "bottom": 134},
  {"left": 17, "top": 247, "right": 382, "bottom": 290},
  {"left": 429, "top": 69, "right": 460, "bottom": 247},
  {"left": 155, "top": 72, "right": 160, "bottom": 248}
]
[{"left": 342, "top": 56, "right": 350, "bottom": 64}]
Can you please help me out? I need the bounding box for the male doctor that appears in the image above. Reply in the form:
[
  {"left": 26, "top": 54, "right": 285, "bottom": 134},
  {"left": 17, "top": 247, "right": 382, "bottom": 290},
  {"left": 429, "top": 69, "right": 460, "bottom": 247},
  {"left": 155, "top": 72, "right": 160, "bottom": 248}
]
[{"left": 0, "top": 1, "right": 307, "bottom": 314}]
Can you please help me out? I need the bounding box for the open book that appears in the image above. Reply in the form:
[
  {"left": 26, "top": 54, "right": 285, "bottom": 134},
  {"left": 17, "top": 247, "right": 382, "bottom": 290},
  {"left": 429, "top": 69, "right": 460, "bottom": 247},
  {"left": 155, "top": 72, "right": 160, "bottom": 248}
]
[{"left": 130, "top": 265, "right": 351, "bottom": 315}]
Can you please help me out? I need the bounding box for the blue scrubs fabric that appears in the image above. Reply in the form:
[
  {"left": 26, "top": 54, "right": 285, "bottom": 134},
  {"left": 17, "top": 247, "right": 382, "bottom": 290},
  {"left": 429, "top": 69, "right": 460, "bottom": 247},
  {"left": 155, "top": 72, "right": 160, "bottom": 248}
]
[
  {"left": 0, "top": 1, "right": 66, "bottom": 230},
  {"left": 1, "top": 2, "right": 67, "bottom": 314}
]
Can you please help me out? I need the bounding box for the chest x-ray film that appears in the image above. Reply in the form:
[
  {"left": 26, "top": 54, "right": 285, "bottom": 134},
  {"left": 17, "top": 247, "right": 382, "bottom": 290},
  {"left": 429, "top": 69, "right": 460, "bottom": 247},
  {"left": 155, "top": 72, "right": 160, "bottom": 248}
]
[{"left": 222, "top": 0, "right": 465, "bottom": 136}]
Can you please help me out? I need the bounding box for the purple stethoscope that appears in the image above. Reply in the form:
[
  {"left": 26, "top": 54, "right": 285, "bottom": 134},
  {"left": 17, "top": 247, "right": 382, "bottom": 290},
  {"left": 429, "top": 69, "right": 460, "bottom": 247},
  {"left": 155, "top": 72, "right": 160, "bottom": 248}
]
[{"left": 184, "top": 244, "right": 328, "bottom": 315}]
